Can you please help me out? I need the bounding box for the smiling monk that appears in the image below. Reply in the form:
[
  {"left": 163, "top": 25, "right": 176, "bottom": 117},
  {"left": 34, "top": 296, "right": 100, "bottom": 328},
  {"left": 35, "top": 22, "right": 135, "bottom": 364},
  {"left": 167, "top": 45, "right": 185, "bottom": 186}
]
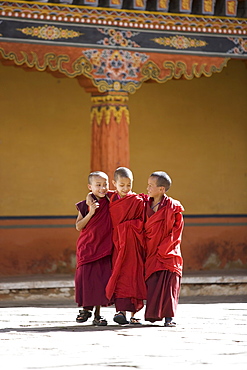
[
  {"left": 105, "top": 167, "right": 146, "bottom": 325},
  {"left": 144, "top": 171, "right": 184, "bottom": 327}
]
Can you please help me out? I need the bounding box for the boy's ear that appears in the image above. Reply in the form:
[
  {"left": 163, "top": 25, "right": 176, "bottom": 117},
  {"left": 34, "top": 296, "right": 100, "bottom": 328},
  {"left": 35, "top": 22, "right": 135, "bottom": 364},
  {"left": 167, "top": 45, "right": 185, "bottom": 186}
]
[
  {"left": 88, "top": 184, "right": 92, "bottom": 191},
  {"left": 159, "top": 186, "right": 166, "bottom": 193},
  {"left": 112, "top": 180, "right": 116, "bottom": 188}
]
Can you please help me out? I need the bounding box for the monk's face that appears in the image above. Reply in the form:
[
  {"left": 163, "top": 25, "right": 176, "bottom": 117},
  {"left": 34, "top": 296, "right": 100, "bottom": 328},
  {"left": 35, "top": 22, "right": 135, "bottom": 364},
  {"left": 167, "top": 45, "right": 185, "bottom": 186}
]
[
  {"left": 147, "top": 176, "right": 164, "bottom": 198},
  {"left": 112, "top": 176, "right": 132, "bottom": 198},
  {"left": 88, "top": 175, "right": 109, "bottom": 199}
]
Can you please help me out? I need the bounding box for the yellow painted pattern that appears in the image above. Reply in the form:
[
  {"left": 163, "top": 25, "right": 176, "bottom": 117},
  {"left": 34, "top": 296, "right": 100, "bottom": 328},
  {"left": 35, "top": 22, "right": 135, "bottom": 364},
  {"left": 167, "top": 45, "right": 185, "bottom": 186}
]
[
  {"left": 204, "top": 0, "right": 214, "bottom": 13},
  {"left": 158, "top": 0, "right": 169, "bottom": 9},
  {"left": 152, "top": 35, "right": 207, "bottom": 49},
  {"left": 90, "top": 94, "right": 130, "bottom": 125},
  {"left": 227, "top": 1, "right": 237, "bottom": 15},
  {"left": 17, "top": 25, "right": 82, "bottom": 40},
  {"left": 181, "top": 0, "right": 191, "bottom": 11}
]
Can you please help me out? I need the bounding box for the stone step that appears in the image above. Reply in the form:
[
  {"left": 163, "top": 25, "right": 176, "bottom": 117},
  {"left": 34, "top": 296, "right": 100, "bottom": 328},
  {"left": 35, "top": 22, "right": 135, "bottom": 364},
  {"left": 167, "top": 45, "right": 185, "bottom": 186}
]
[{"left": 0, "top": 271, "right": 246, "bottom": 302}]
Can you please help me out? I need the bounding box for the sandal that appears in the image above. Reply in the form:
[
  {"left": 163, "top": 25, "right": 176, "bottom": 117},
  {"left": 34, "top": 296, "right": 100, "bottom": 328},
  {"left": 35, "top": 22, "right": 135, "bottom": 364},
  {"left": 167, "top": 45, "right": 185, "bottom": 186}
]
[
  {"left": 164, "top": 319, "right": 176, "bottom": 327},
  {"left": 76, "top": 309, "right": 92, "bottom": 323},
  {"left": 129, "top": 317, "right": 142, "bottom": 325},
  {"left": 113, "top": 311, "right": 129, "bottom": 325},
  {"left": 92, "top": 316, "right": 108, "bottom": 326}
]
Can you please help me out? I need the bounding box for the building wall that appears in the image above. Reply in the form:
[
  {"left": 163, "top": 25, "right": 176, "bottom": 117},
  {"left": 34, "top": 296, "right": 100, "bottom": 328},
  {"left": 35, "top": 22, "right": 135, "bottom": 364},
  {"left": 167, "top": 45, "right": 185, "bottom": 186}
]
[
  {"left": 129, "top": 59, "right": 247, "bottom": 214},
  {"left": 0, "top": 59, "right": 246, "bottom": 276},
  {"left": 0, "top": 66, "right": 91, "bottom": 216},
  {"left": 129, "top": 59, "right": 247, "bottom": 272}
]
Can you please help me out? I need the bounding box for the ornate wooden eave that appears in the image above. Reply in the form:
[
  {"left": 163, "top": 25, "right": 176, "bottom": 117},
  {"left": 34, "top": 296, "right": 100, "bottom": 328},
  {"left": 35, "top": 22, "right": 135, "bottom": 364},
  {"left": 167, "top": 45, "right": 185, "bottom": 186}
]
[
  {"left": 0, "top": 1, "right": 246, "bottom": 198},
  {"left": 0, "top": 1, "right": 246, "bottom": 93}
]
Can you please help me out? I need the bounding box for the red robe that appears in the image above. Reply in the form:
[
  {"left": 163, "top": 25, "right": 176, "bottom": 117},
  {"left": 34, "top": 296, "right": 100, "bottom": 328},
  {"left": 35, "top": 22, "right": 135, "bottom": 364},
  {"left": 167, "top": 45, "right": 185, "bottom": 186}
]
[
  {"left": 145, "top": 195, "right": 184, "bottom": 280},
  {"left": 76, "top": 196, "right": 113, "bottom": 268},
  {"left": 105, "top": 192, "right": 146, "bottom": 312}
]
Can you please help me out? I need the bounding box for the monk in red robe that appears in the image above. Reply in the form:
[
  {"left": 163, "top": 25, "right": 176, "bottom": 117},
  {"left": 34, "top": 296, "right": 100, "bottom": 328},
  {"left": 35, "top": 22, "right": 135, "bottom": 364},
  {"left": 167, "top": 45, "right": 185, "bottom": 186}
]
[
  {"left": 144, "top": 171, "right": 184, "bottom": 327},
  {"left": 105, "top": 167, "right": 146, "bottom": 325},
  {"left": 75, "top": 171, "right": 113, "bottom": 326}
]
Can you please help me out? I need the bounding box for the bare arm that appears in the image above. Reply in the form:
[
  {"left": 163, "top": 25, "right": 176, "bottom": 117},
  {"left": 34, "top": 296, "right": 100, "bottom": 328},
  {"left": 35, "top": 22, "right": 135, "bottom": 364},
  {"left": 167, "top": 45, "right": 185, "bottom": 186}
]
[{"left": 75, "top": 200, "right": 99, "bottom": 231}]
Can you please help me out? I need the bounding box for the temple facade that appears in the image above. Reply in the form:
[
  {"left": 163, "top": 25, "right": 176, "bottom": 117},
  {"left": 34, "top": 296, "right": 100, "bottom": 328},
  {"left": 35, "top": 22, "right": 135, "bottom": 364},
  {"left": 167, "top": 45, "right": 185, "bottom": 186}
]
[{"left": 0, "top": 0, "right": 246, "bottom": 276}]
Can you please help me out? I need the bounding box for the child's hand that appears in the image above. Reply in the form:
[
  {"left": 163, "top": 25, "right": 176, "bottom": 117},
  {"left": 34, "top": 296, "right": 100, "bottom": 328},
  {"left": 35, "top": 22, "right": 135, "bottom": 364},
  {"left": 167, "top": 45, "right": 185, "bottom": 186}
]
[
  {"left": 88, "top": 199, "right": 99, "bottom": 215},
  {"left": 86, "top": 192, "right": 94, "bottom": 206}
]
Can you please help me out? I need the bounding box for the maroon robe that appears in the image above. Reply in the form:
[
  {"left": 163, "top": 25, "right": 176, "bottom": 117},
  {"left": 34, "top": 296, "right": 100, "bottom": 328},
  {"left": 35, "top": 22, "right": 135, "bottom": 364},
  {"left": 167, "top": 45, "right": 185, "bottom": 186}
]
[
  {"left": 144, "top": 195, "right": 184, "bottom": 321},
  {"left": 105, "top": 192, "right": 146, "bottom": 313},
  {"left": 75, "top": 196, "right": 113, "bottom": 308}
]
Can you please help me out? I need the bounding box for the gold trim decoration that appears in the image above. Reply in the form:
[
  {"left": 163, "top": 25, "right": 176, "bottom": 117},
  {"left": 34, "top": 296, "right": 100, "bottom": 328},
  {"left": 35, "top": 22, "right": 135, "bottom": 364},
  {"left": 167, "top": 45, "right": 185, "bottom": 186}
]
[
  {"left": 91, "top": 94, "right": 129, "bottom": 104},
  {"left": 91, "top": 106, "right": 130, "bottom": 125},
  {"left": 141, "top": 61, "right": 162, "bottom": 81},
  {"left": 226, "top": 0, "right": 237, "bottom": 16},
  {"left": 135, "top": 0, "right": 145, "bottom": 6},
  {"left": 91, "top": 80, "right": 140, "bottom": 94},
  {"left": 0, "top": 46, "right": 230, "bottom": 93},
  {"left": 0, "top": 47, "right": 72, "bottom": 73},
  {"left": 181, "top": 0, "right": 192, "bottom": 11},
  {"left": 203, "top": 0, "right": 214, "bottom": 13},
  {"left": 110, "top": 0, "right": 122, "bottom": 5},
  {"left": 169, "top": 59, "right": 229, "bottom": 79},
  {"left": 17, "top": 25, "right": 82, "bottom": 40},
  {"left": 141, "top": 58, "right": 230, "bottom": 83},
  {"left": 152, "top": 35, "right": 207, "bottom": 49},
  {"left": 90, "top": 93, "right": 130, "bottom": 125},
  {"left": 0, "top": 47, "right": 91, "bottom": 77}
]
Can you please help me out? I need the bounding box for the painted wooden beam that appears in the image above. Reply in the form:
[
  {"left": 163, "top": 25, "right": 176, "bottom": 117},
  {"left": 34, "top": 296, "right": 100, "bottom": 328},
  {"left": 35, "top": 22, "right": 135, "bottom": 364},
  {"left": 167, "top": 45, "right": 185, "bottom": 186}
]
[
  {"left": 169, "top": 0, "right": 193, "bottom": 13},
  {"left": 192, "top": 0, "right": 216, "bottom": 15},
  {"left": 215, "top": 0, "right": 239, "bottom": 17}
]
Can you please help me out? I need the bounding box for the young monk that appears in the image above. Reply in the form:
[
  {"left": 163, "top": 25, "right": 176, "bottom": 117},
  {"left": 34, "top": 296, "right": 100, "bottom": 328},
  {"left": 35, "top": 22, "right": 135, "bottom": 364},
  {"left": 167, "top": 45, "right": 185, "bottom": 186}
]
[
  {"left": 144, "top": 171, "right": 184, "bottom": 327},
  {"left": 105, "top": 167, "right": 146, "bottom": 325},
  {"left": 75, "top": 171, "right": 113, "bottom": 326}
]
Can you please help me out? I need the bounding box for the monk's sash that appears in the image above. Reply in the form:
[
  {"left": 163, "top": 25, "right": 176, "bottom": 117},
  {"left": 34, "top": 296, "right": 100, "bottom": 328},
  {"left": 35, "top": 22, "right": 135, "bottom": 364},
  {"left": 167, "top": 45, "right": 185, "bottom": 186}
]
[
  {"left": 145, "top": 196, "right": 184, "bottom": 279},
  {"left": 76, "top": 197, "right": 112, "bottom": 268},
  {"left": 105, "top": 193, "right": 146, "bottom": 301}
]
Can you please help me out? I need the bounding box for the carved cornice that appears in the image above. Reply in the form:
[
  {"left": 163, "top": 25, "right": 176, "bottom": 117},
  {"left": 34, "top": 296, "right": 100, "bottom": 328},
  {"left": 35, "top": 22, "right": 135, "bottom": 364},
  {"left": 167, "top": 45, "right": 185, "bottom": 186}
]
[
  {"left": 0, "top": 1, "right": 246, "bottom": 35},
  {"left": 0, "top": 1, "right": 245, "bottom": 93},
  {"left": 0, "top": 42, "right": 230, "bottom": 93}
]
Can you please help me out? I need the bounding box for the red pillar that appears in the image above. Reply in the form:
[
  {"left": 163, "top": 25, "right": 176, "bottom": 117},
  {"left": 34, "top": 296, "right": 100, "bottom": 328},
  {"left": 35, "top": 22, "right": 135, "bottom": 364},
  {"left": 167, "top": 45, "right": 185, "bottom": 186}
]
[{"left": 90, "top": 91, "right": 130, "bottom": 183}]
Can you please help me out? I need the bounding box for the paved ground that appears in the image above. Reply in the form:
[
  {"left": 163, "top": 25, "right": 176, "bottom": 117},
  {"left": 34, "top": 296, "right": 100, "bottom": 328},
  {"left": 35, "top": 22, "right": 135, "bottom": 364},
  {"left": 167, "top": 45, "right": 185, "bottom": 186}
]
[{"left": 1, "top": 297, "right": 247, "bottom": 370}]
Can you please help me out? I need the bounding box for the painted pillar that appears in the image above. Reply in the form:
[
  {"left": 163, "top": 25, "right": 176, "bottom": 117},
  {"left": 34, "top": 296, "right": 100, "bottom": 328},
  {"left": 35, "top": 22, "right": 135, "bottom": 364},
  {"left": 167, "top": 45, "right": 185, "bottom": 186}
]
[{"left": 90, "top": 91, "right": 130, "bottom": 183}]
